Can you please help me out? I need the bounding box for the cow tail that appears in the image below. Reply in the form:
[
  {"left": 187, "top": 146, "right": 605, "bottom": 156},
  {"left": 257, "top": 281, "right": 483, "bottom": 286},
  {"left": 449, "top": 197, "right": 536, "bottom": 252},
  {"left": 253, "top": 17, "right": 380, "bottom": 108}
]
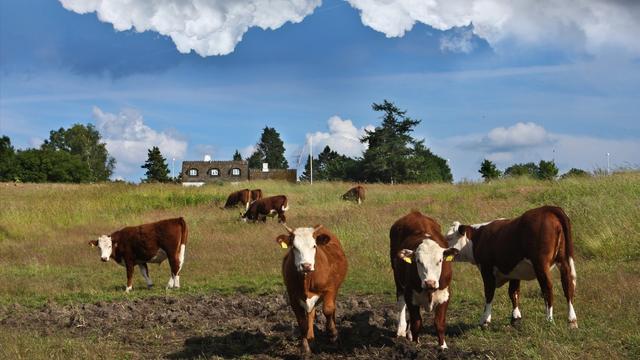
[
  {"left": 550, "top": 207, "right": 573, "bottom": 259},
  {"left": 282, "top": 197, "right": 289, "bottom": 212},
  {"left": 180, "top": 217, "right": 188, "bottom": 246}
]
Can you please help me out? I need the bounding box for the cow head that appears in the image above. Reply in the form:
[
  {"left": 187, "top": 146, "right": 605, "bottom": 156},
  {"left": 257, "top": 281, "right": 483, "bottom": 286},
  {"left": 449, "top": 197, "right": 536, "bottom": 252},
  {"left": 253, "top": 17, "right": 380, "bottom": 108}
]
[
  {"left": 398, "top": 238, "right": 458, "bottom": 291},
  {"left": 445, "top": 221, "right": 476, "bottom": 263},
  {"left": 276, "top": 224, "right": 328, "bottom": 273},
  {"left": 89, "top": 235, "right": 114, "bottom": 262}
]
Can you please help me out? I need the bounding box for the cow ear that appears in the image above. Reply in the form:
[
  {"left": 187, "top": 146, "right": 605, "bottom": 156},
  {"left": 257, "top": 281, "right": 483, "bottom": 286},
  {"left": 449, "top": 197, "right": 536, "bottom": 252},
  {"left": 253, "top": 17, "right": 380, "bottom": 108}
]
[
  {"left": 398, "top": 249, "right": 415, "bottom": 264},
  {"left": 88, "top": 240, "right": 98, "bottom": 247},
  {"left": 443, "top": 248, "right": 459, "bottom": 262},
  {"left": 276, "top": 234, "right": 292, "bottom": 249},
  {"left": 315, "top": 233, "right": 331, "bottom": 245},
  {"left": 458, "top": 224, "right": 468, "bottom": 236}
]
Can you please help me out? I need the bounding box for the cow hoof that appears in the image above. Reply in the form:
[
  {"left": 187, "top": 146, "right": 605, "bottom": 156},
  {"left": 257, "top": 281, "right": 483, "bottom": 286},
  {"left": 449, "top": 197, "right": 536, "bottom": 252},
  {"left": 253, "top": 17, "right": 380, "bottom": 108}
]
[
  {"left": 568, "top": 320, "right": 578, "bottom": 329},
  {"left": 480, "top": 322, "right": 491, "bottom": 330},
  {"left": 301, "top": 339, "right": 311, "bottom": 355},
  {"left": 329, "top": 333, "right": 338, "bottom": 344},
  {"left": 147, "top": 284, "right": 154, "bottom": 289},
  {"left": 511, "top": 317, "right": 522, "bottom": 327}
]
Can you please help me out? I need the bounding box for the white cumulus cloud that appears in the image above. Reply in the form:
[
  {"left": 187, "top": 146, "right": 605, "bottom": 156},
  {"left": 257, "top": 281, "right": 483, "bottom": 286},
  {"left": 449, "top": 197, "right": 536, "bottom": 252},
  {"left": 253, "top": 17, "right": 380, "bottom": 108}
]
[
  {"left": 59, "top": 0, "right": 321, "bottom": 56},
  {"left": 306, "top": 115, "right": 374, "bottom": 158},
  {"left": 481, "top": 122, "right": 551, "bottom": 151},
  {"left": 93, "top": 107, "right": 188, "bottom": 178},
  {"left": 347, "top": 0, "right": 640, "bottom": 55}
]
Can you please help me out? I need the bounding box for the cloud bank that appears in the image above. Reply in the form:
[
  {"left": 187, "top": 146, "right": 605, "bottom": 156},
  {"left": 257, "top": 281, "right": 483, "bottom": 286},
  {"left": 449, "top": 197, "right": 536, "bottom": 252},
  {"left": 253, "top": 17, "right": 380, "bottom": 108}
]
[
  {"left": 58, "top": 1, "right": 640, "bottom": 56},
  {"left": 93, "top": 107, "right": 187, "bottom": 178},
  {"left": 306, "top": 115, "right": 374, "bottom": 158},
  {"left": 59, "top": 0, "right": 321, "bottom": 56}
]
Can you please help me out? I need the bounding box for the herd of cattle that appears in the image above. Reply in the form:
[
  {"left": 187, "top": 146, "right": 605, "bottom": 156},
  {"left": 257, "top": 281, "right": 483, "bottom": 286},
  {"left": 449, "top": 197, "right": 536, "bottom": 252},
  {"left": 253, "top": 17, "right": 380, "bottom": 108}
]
[{"left": 89, "top": 185, "right": 578, "bottom": 354}]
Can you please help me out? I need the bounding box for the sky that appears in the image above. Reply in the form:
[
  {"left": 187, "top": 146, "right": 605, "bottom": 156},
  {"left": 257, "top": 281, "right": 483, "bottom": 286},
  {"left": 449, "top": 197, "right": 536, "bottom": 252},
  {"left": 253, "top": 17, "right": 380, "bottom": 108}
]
[{"left": 0, "top": 0, "right": 638, "bottom": 181}]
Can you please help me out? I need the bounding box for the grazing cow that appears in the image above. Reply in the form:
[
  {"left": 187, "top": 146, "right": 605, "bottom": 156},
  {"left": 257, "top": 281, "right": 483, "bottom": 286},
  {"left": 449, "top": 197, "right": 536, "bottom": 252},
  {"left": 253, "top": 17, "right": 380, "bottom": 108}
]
[
  {"left": 223, "top": 189, "right": 251, "bottom": 210},
  {"left": 445, "top": 206, "right": 578, "bottom": 329},
  {"left": 342, "top": 185, "right": 365, "bottom": 204},
  {"left": 250, "top": 189, "right": 263, "bottom": 202},
  {"left": 242, "top": 195, "right": 289, "bottom": 223},
  {"left": 89, "top": 217, "right": 188, "bottom": 293},
  {"left": 277, "top": 224, "right": 348, "bottom": 354},
  {"left": 390, "top": 211, "right": 458, "bottom": 349}
]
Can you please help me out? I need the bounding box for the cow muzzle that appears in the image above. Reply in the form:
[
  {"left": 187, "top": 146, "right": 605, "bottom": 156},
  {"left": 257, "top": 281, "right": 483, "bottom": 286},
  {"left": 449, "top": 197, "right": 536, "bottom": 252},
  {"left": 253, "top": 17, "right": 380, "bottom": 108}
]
[
  {"left": 423, "top": 280, "right": 438, "bottom": 290},
  {"left": 101, "top": 257, "right": 109, "bottom": 262},
  {"left": 300, "top": 263, "right": 314, "bottom": 273}
]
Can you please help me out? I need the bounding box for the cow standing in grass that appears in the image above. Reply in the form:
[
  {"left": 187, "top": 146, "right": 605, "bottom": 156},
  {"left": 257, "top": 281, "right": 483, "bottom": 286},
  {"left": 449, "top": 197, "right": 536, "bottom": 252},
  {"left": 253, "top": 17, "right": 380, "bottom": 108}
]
[
  {"left": 390, "top": 211, "right": 458, "bottom": 349},
  {"left": 445, "top": 206, "right": 578, "bottom": 328},
  {"left": 250, "top": 189, "right": 263, "bottom": 202},
  {"left": 342, "top": 185, "right": 365, "bottom": 204},
  {"left": 89, "top": 217, "right": 188, "bottom": 292},
  {"left": 223, "top": 189, "right": 251, "bottom": 210},
  {"left": 242, "top": 195, "right": 289, "bottom": 223},
  {"left": 277, "top": 224, "right": 348, "bottom": 354}
]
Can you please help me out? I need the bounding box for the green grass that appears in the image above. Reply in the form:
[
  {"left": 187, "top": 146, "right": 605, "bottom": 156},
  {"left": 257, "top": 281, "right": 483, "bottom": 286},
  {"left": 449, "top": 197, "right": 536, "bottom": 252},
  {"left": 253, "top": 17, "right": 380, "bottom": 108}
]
[{"left": 1, "top": 174, "right": 639, "bottom": 358}]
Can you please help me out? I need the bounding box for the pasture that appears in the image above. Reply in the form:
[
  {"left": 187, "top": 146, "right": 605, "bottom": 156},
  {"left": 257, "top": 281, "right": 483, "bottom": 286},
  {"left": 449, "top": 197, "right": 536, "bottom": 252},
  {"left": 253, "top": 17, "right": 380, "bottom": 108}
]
[{"left": 1, "top": 174, "right": 639, "bottom": 359}]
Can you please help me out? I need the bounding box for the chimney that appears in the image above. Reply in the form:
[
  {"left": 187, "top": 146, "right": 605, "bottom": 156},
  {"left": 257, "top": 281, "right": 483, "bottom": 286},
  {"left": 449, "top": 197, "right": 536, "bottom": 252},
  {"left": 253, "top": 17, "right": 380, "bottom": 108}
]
[
  {"left": 262, "top": 163, "right": 269, "bottom": 172},
  {"left": 204, "top": 154, "right": 211, "bottom": 162}
]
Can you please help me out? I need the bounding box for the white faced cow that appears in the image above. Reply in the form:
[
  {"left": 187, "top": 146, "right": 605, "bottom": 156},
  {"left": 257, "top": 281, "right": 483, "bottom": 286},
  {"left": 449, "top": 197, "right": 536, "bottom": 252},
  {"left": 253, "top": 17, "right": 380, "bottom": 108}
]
[
  {"left": 445, "top": 206, "right": 578, "bottom": 329},
  {"left": 89, "top": 217, "right": 188, "bottom": 292}
]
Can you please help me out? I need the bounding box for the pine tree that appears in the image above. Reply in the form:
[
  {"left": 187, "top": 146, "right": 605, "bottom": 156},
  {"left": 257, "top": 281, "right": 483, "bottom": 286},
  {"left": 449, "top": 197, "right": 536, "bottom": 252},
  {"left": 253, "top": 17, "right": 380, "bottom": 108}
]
[
  {"left": 248, "top": 127, "right": 288, "bottom": 169},
  {"left": 537, "top": 160, "right": 559, "bottom": 180},
  {"left": 232, "top": 150, "right": 243, "bottom": 161},
  {"left": 479, "top": 159, "right": 502, "bottom": 182},
  {"left": 141, "top": 146, "right": 171, "bottom": 183}
]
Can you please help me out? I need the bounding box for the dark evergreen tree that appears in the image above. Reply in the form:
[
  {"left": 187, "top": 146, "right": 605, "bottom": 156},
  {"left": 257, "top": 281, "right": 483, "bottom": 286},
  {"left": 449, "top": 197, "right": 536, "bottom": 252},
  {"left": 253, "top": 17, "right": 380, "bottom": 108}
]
[
  {"left": 479, "top": 159, "right": 502, "bottom": 182},
  {"left": 141, "top": 146, "right": 171, "bottom": 183},
  {"left": 41, "top": 124, "right": 115, "bottom": 181},
  {"left": 537, "top": 160, "right": 559, "bottom": 180},
  {"left": 248, "top": 127, "right": 288, "bottom": 169},
  {"left": 504, "top": 162, "right": 539, "bottom": 177},
  {"left": 0, "top": 135, "right": 17, "bottom": 181},
  {"left": 561, "top": 168, "right": 590, "bottom": 179},
  {"left": 232, "top": 150, "right": 243, "bottom": 161}
]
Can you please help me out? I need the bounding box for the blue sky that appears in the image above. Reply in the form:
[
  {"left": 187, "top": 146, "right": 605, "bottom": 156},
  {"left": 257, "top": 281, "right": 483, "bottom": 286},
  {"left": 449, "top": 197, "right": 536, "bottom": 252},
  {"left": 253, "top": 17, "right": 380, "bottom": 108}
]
[{"left": 1, "top": 0, "right": 638, "bottom": 181}]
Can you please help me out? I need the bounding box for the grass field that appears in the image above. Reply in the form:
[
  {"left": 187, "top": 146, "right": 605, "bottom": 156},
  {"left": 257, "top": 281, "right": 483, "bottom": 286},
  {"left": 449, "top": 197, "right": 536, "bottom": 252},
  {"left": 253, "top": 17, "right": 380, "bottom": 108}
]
[{"left": 1, "top": 173, "right": 639, "bottom": 359}]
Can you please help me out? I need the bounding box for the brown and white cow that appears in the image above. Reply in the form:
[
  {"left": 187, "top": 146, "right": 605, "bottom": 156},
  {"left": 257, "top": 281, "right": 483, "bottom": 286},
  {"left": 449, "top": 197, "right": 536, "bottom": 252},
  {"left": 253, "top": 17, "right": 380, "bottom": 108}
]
[
  {"left": 223, "top": 189, "right": 251, "bottom": 210},
  {"left": 342, "top": 185, "right": 365, "bottom": 204},
  {"left": 89, "top": 217, "right": 188, "bottom": 292},
  {"left": 445, "top": 206, "right": 577, "bottom": 328},
  {"left": 390, "top": 211, "right": 458, "bottom": 349},
  {"left": 250, "top": 189, "right": 263, "bottom": 202},
  {"left": 277, "top": 224, "right": 348, "bottom": 354},
  {"left": 242, "top": 195, "right": 289, "bottom": 223}
]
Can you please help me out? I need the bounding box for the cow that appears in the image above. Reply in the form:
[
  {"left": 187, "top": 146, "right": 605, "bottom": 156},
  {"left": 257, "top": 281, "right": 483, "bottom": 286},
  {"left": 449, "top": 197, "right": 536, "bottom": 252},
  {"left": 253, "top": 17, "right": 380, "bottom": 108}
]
[
  {"left": 241, "top": 195, "right": 288, "bottom": 223},
  {"left": 89, "top": 217, "right": 188, "bottom": 293},
  {"left": 250, "top": 189, "right": 263, "bottom": 202},
  {"left": 390, "top": 211, "right": 459, "bottom": 349},
  {"left": 445, "top": 206, "right": 578, "bottom": 329},
  {"left": 222, "top": 189, "right": 251, "bottom": 210},
  {"left": 342, "top": 185, "right": 365, "bottom": 204},
  {"left": 276, "top": 223, "right": 348, "bottom": 354}
]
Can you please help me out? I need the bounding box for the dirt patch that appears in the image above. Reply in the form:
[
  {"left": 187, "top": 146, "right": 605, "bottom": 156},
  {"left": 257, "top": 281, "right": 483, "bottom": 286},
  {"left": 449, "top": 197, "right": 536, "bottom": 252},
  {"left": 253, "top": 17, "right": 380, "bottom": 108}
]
[{"left": 0, "top": 294, "right": 492, "bottom": 359}]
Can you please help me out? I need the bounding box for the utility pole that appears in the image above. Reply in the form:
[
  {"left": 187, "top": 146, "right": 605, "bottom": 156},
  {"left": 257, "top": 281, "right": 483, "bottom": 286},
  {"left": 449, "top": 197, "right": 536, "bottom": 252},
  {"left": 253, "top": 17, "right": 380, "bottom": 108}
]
[
  {"left": 309, "top": 137, "right": 313, "bottom": 185},
  {"left": 607, "top": 152, "right": 610, "bottom": 175},
  {"left": 172, "top": 157, "right": 176, "bottom": 179}
]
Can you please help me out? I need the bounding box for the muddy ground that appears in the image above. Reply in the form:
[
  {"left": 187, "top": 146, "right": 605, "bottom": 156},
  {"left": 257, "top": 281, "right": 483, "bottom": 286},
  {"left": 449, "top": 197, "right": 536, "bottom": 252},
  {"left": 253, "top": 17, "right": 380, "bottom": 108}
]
[{"left": 0, "top": 294, "right": 494, "bottom": 359}]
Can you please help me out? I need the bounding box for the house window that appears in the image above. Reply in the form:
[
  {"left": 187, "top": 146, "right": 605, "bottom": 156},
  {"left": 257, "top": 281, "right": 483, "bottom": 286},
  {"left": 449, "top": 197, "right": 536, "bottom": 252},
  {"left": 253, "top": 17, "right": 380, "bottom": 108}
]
[
  {"left": 231, "top": 168, "right": 241, "bottom": 176},
  {"left": 209, "top": 168, "right": 220, "bottom": 177},
  {"left": 188, "top": 169, "right": 198, "bottom": 176}
]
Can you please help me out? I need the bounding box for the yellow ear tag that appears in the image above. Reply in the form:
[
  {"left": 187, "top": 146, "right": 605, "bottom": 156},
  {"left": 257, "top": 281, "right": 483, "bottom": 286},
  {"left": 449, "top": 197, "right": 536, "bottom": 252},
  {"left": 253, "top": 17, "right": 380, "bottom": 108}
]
[
  {"left": 280, "top": 242, "right": 288, "bottom": 249},
  {"left": 445, "top": 255, "right": 454, "bottom": 262},
  {"left": 403, "top": 257, "right": 412, "bottom": 264}
]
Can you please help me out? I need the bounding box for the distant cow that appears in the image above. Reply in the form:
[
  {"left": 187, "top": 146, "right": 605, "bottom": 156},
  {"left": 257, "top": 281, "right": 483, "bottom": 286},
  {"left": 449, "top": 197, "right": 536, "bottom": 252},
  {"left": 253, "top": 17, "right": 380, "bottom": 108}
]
[
  {"left": 223, "top": 189, "right": 251, "bottom": 210},
  {"left": 242, "top": 195, "right": 288, "bottom": 223},
  {"left": 445, "top": 206, "right": 577, "bottom": 328},
  {"left": 390, "top": 211, "right": 458, "bottom": 349},
  {"left": 277, "top": 224, "right": 348, "bottom": 354},
  {"left": 342, "top": 185, "right": 365, "bottom": 204},
  {"left": 250, "top": 189, "right": 263, "bottom": 202},
  {"left": 89, "top": 217, "right": 188, "bottom": 292}
]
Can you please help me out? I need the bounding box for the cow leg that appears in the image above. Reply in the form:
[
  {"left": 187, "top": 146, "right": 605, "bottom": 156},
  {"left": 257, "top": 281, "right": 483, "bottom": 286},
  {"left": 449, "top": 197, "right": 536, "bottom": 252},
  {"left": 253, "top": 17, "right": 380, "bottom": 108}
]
[
  {"left": 396, "top": 295, "right": 411, "bottom": 338},
  {"left": 125, "top": 262, "right": 134, "bottom": 293},
  {"left": 509, "top": 280, "right": 522, "bottom": 325},
  {"left": 323, "top": 292, "right": 339, "bottom": 343},
  {"left": 406, "top": 297, "right": 422, "bottom": 343},
  {"left": 559, "top": 258, "right": 578, "bottom": 328},
  {"left": 480, "top": 266, "right": 496, "bottom": 327},
  {"left": 289, "top": 298, "right": 311, "bottom": 354},
  {"left": 533, "top": 263, "right": 554, "bottom": 322},
  {"left": 166, "top": 252, "right": 181, "bottom": 289},
  {"left": 139, "top": 264, "right": 153, "bottom": 289},
  {"left": 277, "top": 211, "right": 286, "bottom": 224},
  {"left": 305, "top": 306, "right": 317, "bottom": 349},
  {"left": 434, "top": 300, "right": 449, "bottom": 350}
]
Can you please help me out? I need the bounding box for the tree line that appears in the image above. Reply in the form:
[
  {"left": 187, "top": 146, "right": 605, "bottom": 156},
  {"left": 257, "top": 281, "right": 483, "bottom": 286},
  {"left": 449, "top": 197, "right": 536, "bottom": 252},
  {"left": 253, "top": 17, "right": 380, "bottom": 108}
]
[{"left": 478, "top": 159, "right": 589, "bottom": 182}]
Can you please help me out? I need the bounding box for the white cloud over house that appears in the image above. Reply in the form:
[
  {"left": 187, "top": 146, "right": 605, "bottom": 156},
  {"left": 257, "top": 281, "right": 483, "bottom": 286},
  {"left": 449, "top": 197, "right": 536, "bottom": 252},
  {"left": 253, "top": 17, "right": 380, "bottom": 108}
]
[{"left": 93, "top": 107, "right": 187, "bottom": 178}]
